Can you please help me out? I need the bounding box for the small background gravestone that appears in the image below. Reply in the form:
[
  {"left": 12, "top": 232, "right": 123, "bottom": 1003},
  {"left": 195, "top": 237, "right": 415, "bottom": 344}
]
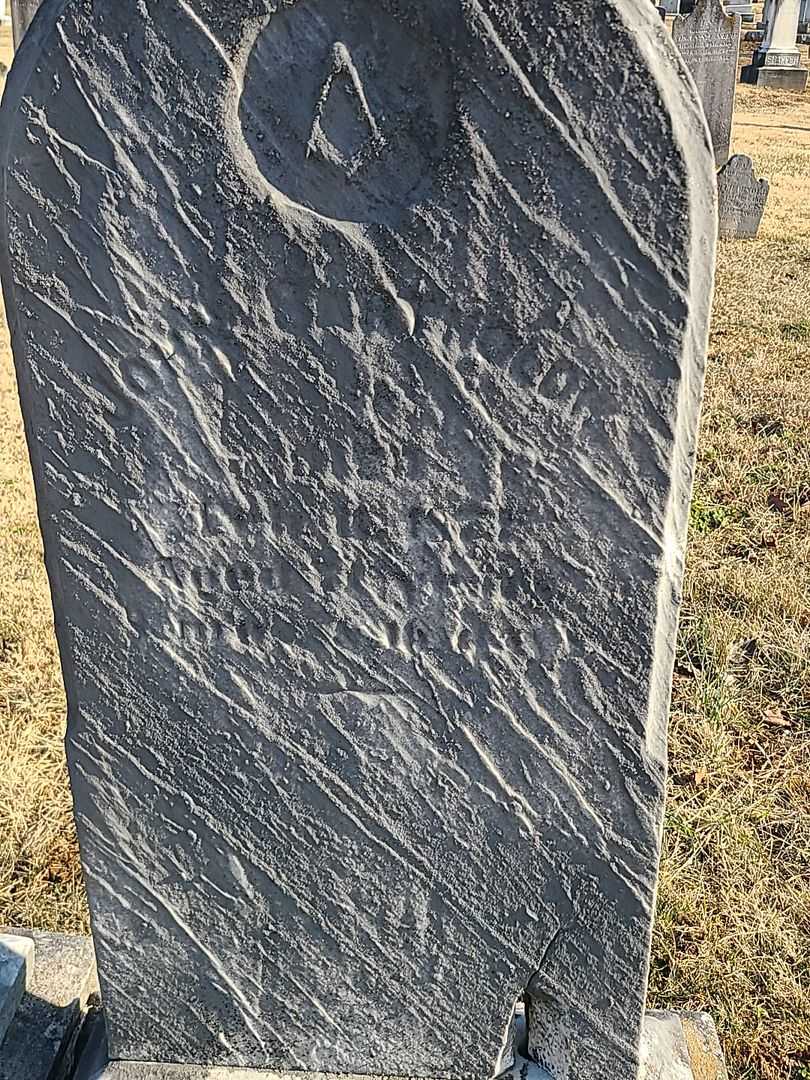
[
  {"left": 725, "top": 0, "right": 755, "bottom": 22},
  {"left": 10, "top": 0, "right": 39, "bottom": 45},
  {"left": 717, "top": 155, "right": 770, "bottom": 238},
  {"left": 0, "top": 1, "right": 716, "bottom": 1078},
  {"left": 673, "top": 0, "right": 742, "bottom": 167}
]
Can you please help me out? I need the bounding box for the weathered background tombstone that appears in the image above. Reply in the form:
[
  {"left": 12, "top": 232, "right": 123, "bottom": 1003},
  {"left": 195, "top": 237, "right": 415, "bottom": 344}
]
[
  {"left": 742, "top": 0, "right": 810, "bottom": 88},
  {"left": 725, "top": 0, "right": 755, "bottom": 22},
  {"left": 10, "top": 0, "right": 40, "bottom": 45},
  {"left": 0, "top": 0, "right": 716, "bottom": 1078},
  {"left": 717, "top": 155, "right": 770, "bottom": 238},
  {"left": 672, "top": 0, "right": 741, "bottom": 168}
]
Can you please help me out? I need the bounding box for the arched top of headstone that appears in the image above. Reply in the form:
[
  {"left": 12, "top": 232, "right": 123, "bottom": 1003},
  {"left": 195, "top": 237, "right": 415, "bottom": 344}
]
[{"left": 1, "top": 2, "right": 715, "bottom": 1078}]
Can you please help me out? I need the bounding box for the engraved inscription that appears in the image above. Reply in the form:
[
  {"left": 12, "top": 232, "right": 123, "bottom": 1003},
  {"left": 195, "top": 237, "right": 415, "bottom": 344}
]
[
  {"left": 722, "top": 187, "right": 765, "bottom": 212},
  {"left": 763, "top": 50, "right": 801, "bottom": 66},
  {"left": 307, "top": 41, "right": 384, "bottom": 171},
  {"left": 680, "top": 29, "right": 739, "bottom": 61},
  {"left": 718, "top": 154, "right": 769, "bottom": 239},
  {"left": 672, "top": 0, "right": 740, "bottom": 167}
]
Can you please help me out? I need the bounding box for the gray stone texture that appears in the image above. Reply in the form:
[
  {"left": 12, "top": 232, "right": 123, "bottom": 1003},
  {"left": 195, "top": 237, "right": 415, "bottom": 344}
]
[
  {"left": 679, "top": 1012, "right": 730, "bottom": 1080},
  {"left": 0, "top": 934, "right": 34, "bottom": 1044},
  {"left": 717, "top": 155, "right": 769, "bottom": 239},
  {"left": 10, "top": 0, "right": 42, "bottom": 46},
  {"left": 639, "top": 1013, "right": 693, "bottom": 1080},
  {"left": 0, "top": 1, "right": 715, "bottom": 1078},
  {"left": 672, "top": 0, "right": 741, "bottom": 167},
  {"left": 0, "top": 930, "right": 97, "bottom": 1080}
]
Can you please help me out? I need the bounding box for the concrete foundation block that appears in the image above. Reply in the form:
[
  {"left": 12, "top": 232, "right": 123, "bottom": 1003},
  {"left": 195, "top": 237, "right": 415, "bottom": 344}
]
[
  {"left": 0, "top": 929, "right": 97, "bottom": 1080},
  {"left": 741, "top": 63, "right": 810, "bottom": 89},
  {"left": 0, "top": 934, "right": 35, "bottom": 1045}
]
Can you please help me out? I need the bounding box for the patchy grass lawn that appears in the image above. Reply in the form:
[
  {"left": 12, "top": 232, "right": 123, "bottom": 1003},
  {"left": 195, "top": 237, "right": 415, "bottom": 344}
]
[
  {"left": 0, "top": 23, "right": 808, "bottom": 1080},
  {"left": 648, "top": 85, "right": 810, "bottom": 1080}
]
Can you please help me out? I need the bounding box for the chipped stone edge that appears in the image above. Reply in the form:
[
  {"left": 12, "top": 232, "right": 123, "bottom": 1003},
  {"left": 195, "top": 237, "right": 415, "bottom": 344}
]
[{"left": 681, "top": 1012, "right": 730, "bottom": 1080}]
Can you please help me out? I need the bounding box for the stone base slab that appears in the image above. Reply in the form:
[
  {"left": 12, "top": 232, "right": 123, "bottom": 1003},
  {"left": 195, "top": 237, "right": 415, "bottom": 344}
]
[
  {"left": 75, "top": 1009, "right": 727, "bottom": 1080},
  {"left": 741, "top": 64, "right": 810, "bottom": 90},
  {"left": 0, "top": 929, "right": 97, "bottom": 1080},
  {"left": 0, "top": 934, "right": 35, "bottom": 1044}
]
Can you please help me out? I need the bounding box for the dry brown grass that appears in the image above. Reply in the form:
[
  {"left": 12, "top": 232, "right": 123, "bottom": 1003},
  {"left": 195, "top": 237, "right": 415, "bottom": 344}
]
[
  {"left": 0, "top": 29, "right": 86, "bottom": 935},
  {"left": 648, "top": 89, "right": 810, "bottom": 1080},
  {"left": 0, "top": 22, "right": 808, "bottom": 1080}
]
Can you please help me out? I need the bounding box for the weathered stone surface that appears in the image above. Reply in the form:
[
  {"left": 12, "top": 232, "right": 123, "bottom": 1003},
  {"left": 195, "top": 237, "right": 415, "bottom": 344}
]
[
  {"left": 10, "top": 0, "right": 41, "bottom": 45},
  {"left": 0, "top": 1, "right": 715, "bottom": 1078},
  {"left": 0, "top": 934, "right": 34, "bottom": 1044},
  {"left": 0, "top": 930, "right": 97, "bottom": 1080},
  {"left": 640, "top": 1013, "right": 693, "bottom": 1080},
  {"left": 680, "top": 1012, "right": 729, "bottom": 1080},
  {"left": 673, "top": 0, "right": 741, "bottom": 167},
  {"left": 717, "top": 155, "right": 769, "bottom": 239}
]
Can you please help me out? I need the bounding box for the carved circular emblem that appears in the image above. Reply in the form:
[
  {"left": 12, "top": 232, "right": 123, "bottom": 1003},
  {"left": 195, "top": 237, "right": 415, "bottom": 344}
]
[{"left": 239, "top": 1, "right": 454, "bottom": 223}]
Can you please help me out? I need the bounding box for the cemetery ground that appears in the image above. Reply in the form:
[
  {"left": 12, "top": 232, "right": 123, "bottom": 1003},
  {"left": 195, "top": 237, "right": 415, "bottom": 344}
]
[{"left": 0, "top": 24, "right": 808, "bottom": 1080}]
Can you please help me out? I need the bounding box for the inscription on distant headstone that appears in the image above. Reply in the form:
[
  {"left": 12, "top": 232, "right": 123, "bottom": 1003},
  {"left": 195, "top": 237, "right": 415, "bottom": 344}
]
[
  {"left": 673, "top": 0, "right": 741, "bottom": 166},
  {"left": 763, "top": 49, "right": 801, "bottom": 64},
  {"left": 717, "top": 155, "right": 769, "bottom": 238},
  {"left": 0, "top": 2, "right": 716, "bottom": 1079}
]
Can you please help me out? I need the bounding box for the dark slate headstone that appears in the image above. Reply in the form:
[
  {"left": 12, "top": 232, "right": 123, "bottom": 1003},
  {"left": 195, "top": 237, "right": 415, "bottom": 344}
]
[
  {"left": 673, "top": 0, "right": 741, "bottom": 167},
  {"left": 0, "top": 2, "right": 716, "bottom": 1079},
  {"left": 717, "top": 154, "right": 769, "bottom": 238}
]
